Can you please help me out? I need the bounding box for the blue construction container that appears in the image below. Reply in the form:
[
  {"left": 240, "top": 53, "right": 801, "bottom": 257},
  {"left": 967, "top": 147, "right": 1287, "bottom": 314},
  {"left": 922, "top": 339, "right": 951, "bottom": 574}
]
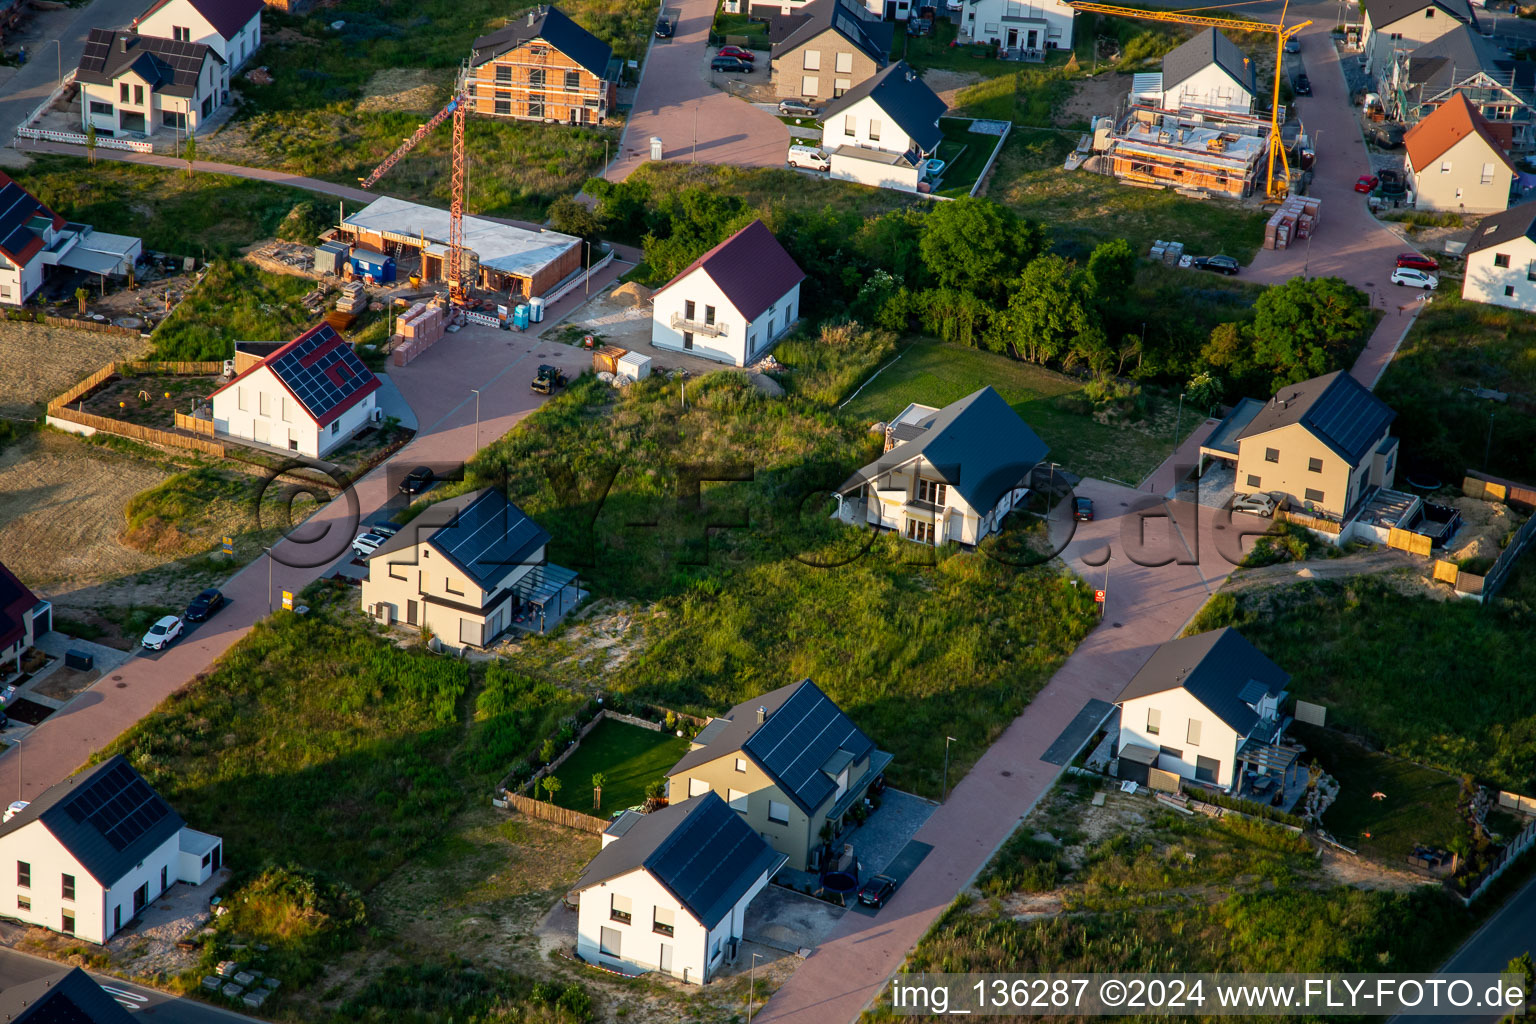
[
  {"left": 349, "top": 247, "right": 396, "bottom": 283},
  {"left": 512, "top": 304, "right": 530, "bottom": 329}
]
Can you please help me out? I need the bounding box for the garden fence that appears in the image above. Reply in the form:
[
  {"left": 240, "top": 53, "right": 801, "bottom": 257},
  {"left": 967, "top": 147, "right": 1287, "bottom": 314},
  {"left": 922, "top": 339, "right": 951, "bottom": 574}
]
[
  {"left": 47, "top": 360, "right": 229, "bottom": 457},
  {"left": 46, "top": 407, "right": 226, "bottom": 457},
  {"left": 175, "top": 412, "right": 216, "bottom": 436},
  {"left": 1464, "top": 817, "right": 1536, "bottom": 904},
  {"left": 1497, "top": 791, "right": 1536, "bottom": 816},
  {"left": 1276, "top": 508, "right": 1342, "bottom": 535},
  {"left": 502, "top": 792, "right": 609, "bottom": 834},
  {"left": 41, "top": 315, "right": 145, "bottom": 338},
  {"left": 1456, "top": 470, "right": 1536, "bottom": 603}
]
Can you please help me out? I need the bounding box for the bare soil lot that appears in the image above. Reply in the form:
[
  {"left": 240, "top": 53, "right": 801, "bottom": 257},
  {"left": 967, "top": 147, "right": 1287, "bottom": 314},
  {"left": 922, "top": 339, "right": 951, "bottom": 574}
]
[
  {"left": 78, "top": 373, "right": 222, "bottom": 429},
  {"left": 0, "top": 323, "right": 150, "bottom": 419},
  {"left": 1056, "top": 71, "right": 1132, "bottom": 128}
]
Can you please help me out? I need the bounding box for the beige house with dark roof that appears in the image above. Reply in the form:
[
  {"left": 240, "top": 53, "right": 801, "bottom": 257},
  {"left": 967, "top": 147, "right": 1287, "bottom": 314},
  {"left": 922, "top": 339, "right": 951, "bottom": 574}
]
[
  {"left": 666, "top": 680, "right": 891, "bottom": 872},
  {"left": 771, "top": 0, "right": 892, "bottom": 101}
]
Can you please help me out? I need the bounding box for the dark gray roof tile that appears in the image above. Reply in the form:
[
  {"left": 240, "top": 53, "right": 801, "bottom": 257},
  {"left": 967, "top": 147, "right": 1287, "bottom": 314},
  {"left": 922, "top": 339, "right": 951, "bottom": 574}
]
[
  {"left": 1235, "top": 371, "right": 1396, "bottom": 465},
  {"left": 1114, "top": 628, "right": 1290, "bottom": 736},
  {"left": 820, "top": 61, "right": 945, "bottom": 153},
  {"left": 77, "top": 28, "right": 222, "bottom": 98},
  {"left": 471, "top": 4, "right": 613, "bottom": 79},
  {"left": 1161, "top": 28, "right": 1256, "bottom": 97}
]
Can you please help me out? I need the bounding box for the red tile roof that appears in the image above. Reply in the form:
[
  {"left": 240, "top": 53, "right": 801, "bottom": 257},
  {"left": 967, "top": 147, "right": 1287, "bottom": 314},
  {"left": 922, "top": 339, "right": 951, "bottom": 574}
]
[
  {"left": 0, "top": 172, "right": 64, "bottom": 268},
  {"left": 653, "top": 219, "right": 805, "bottom": 322},
  {"left": 0, "top": 561, "right": 39, "bottom": 652},
  {"left": 1405, "top": 92, "right": 1517, "bottom": 174},
  {"left": 209, "top": 323, "right": 381, "bottom": 427}
]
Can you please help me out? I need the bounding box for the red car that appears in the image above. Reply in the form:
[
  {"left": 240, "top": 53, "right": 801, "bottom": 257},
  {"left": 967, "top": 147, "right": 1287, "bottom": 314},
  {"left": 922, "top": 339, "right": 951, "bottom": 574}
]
[
  {"left": 1355, "top": 174, "right": 1379, "bottom": 193},
  {"left": 1396, "top": 252, "right": 1439, "bottom": 272},
  {"left": 717, "top": 45, "right": 755, "bottom": 61}
]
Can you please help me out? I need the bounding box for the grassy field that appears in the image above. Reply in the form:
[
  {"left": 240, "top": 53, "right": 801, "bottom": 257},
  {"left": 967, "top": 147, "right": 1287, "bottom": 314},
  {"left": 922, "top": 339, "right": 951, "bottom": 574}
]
[
  {"left": 1188, "top": 570, "right": 1536, "bottom": 794},
  {"left": 864, "top": 780, "right": 1475, "bottom": 1023},
  {"left": 932, "top": 118, "right": 1001, "bottom": 199},
  {"left": 15, "top": 155, "right": 336, "bottom": 259},
  {"left": 840, "top": 338, "right": 1198, "bottom": 484},
  {"left": 548, "top": 718, "right": 689, "bottom": 814},
  {"left": 1375, "top": 294, "right": 1536, "bottom": 483},
  {"left": 987, "top": 129, "right": 1270, "bottom": 262},
  {"left": 150, "top": 261, "right": 319, "bottom": 360},
  {"left": 209, "top": 0, "right": 646, "bottom": 219}
]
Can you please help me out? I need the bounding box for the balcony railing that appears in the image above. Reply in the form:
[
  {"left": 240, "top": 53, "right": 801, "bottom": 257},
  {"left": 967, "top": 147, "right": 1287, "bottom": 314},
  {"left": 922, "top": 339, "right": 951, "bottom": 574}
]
[{"left": 670, "top": 313, "right": 726, "bottom": 337}]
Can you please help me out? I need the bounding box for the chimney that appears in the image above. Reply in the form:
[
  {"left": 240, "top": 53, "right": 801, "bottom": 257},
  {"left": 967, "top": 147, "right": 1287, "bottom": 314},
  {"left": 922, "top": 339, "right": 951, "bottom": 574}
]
[
  {"left": 756, "top": 706, "right": 767, "bottom": 724},
  {"left": 119, "top": 34, "right": 131, "bottom": 52},
  {"left": 529, "top": 9, "right": 536, "bottom": 24}
]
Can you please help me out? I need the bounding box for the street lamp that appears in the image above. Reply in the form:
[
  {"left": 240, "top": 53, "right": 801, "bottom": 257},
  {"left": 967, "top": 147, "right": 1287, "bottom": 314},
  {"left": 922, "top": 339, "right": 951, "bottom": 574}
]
[
  {"left": 941, "top": 735, "right": 957, "bottom": 803},
  {"left": 266, "top": 546, "right": 274, "bottom": 613},
  {"left": 52, "top": 39, "right": 61, "bottom": 87},
  {"left": 1172, "top": 388, "right": 1187, "bottom": 457},
  {"left": 746, "top": 952, "right": 765, "bottom": 1024},
  {"left": 471, "top": 388, "right": 482, "bottom": 449}
]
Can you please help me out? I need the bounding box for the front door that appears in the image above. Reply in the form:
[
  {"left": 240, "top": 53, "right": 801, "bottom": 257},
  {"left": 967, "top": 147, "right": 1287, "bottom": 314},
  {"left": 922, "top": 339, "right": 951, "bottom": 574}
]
[
  {"left": 133, "top": 882, "right": 148, "bottom": 914},
  {"left": 1026, "top": 29, "right": 1038, "bottom": 47},
  {"left": 659, "top": 943, "right": 673, "bottom": 975},
  {"left": 114, "top": 905, "right": 121, "bottom": 933},
  {"left": 1006, "top": 27, "right": 1018, "bottom": 47},
  {"left": 406, "top": 600, "right": 418, "bottom": 626}
]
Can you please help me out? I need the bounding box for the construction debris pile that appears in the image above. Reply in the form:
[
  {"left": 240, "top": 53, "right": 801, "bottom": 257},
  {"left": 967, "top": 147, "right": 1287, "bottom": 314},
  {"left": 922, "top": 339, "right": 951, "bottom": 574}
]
[
  {"left": 1264, "top": 195, "right": 1322, "bottom": 250},
  {"left": 391, "top": 301, "right": 447, "bottom": 366},
  {"left": 335, "top": 281, "right": 366, "bottom": 316}
]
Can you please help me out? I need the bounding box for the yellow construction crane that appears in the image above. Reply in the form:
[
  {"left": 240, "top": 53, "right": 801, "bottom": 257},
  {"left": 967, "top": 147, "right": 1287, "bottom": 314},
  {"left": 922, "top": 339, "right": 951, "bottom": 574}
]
[{"left": 1067, "top": 0, "right": 1310, "bottom": 199}]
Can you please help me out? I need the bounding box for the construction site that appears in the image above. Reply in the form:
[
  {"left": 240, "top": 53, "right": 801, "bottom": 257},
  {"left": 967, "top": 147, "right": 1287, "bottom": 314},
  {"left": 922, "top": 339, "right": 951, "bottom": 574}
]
[{"left": 1101, "top": 115, "right": 1269, "bottom": 197}]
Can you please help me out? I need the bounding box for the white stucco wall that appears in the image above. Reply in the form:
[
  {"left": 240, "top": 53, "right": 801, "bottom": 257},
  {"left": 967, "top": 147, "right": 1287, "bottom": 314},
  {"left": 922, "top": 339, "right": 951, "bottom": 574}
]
[
  {"left": 651, "top": 270, "right": 799, "bottom": 366},
  {"left": 1118, "top": 690, "right": 1241, "bottom": 789},
  {"left": 79, "top": 53, "right": 223, "bottom": 137},
  {"left": 213, "top": 366, "right": 376, "bottom": 458},
  {"left": 136, "top": 0, "right": 260, "bottom": 70},
  {"left": 1462, "top": 233, "right": 1536, "bottom": 310},
  {"left": 1407, "top": 131, "right": 1512, "bottom": 213},
  {"left": 577, "top": 868, "right": 710, "bottom": 983},
  {"left": 1163, "top": 63, "right": 1254, "bottom": 114},
  {"left": 964, "top": 0, "right": 1074, "bottom": 48},
  {"left": 827, "top": 152, "right": 922, "bottom": 192},
  {"left": 0, "top": 823, "right": 180, "bottom": 943},
  {"left": 0, "top": 250, "right": 43, "bottom": 305},
  {"left": 823, "top": 94, "right": 918, "bottom": 157}
]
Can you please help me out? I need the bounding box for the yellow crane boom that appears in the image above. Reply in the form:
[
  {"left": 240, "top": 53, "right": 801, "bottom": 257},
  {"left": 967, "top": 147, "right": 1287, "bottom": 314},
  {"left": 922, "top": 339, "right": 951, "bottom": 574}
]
[{"left": 1067, "top": 0, "right": 1310, "bottom": 199}]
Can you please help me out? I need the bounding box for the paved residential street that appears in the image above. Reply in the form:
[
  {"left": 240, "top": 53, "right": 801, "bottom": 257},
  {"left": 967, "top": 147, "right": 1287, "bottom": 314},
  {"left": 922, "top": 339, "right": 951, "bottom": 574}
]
[
  {"left": 607, "top": 0, "right": 788, "bottom": 179},
  {"left": 0, "top": 945, "right": 261, "bottom": 1023},
  {"left": 0, "top": 319, "right": 602, "bottom": 800},
  {"left": 0, "top": 0, "right": 144, "bottom": 142},
  {"left": 1417, "top": 873, "right": 1536, "bottom": 1024}
]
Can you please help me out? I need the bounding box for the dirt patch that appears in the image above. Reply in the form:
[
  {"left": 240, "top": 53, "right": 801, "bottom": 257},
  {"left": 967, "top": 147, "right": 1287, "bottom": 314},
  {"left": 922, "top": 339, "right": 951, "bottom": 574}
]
[
  {"left": 0, "top": 323, "right": 151, "bottom": 419},
  {"left": 77, "top": 373, "right": 222, "bottom": 430},
  {"left": 1445, "top": 495, "right": 1527, "bottom": 567},
  {"left": 0, "top": 431, "right": 169, "bottom": 592},
  {"left": 357, "top": 68, "right": 445, "bottom": 115},
  {"left": 1317, "top": 847, "right": 1428, "bottom": 892},
  {"left": 557, "top": 286, "right": 655, "bottom": 352},
  {"left": 1056, "top": 71, "right": 1130, "bottom": 128},
  {"left": 923, "top": 69, "right": 985, "bottom": 108},
  {"left": 32, "top": 665, "right": 102, "bottom": 702},
  {"left": 497, "top": 598, "right": 649, "bottom": 676}
]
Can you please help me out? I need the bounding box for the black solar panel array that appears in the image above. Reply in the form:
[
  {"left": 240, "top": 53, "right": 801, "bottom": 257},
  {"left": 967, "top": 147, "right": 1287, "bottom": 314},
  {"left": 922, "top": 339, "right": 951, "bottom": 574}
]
[
  {"left": 63, "top": 761, "right": 172, "bottom": 853},
  {"left": 1306, "top": 378, "right": 1395, "bottom": 465},
  {"left": 78, "top": 28, "right": 212, "bottom": 92},
  {"left": 646, "top": 795, "right": 780, "bottom": 928},
  {"left": 0, "top": 178, "right": 48, "bottom": 262},
  {"left": 743, "top": 683, "right": 874, "bottom": 813},
  {"left": 433, "top": 491, "right": 550, "bottom": 588},
  {"left": 268, "top": 325, "right": 372, "bottom": 423}
]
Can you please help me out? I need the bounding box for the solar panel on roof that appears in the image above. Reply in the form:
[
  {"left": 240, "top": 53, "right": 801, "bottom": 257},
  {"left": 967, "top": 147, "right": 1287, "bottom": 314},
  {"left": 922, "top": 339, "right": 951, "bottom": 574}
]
[{"left": 62, "top": 762, "right": 172, "bottom": 852}]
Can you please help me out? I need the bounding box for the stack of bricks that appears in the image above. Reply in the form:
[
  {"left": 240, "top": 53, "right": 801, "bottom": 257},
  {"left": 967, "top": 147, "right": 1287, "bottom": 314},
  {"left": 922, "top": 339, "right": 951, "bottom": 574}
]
[
  {"left": 335, "top": 282, "right": 367, "bottom": 315},
  {"left": 391, "top": 303, "right": 448, "bottom": 367}
]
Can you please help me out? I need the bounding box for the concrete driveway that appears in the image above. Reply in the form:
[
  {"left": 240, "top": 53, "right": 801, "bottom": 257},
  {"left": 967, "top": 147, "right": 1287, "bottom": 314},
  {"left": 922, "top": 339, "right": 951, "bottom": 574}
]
[
  {"left": 0, "top": 322, "right": 597, "bottom": 801},
  {"left": 756, "top": 424, "right": 1250, "bottom": 1024},
  {"left": 745, "top": 885, "right": 846, "bottom": 953},
  {"left": 607, "top": 0, "right": 789, "bottom": 179}
]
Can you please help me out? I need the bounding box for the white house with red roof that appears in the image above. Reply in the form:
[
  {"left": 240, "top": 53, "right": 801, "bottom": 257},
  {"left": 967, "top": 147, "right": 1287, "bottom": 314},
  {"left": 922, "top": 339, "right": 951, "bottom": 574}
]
[
  {"left": 0, "top": 173, "right": 67, "bottom": 306},
  {"left": 0, "top": 561, "right": 50, "bottom": 680},
  {"left": 650, "top": 220, "right": 805, "bottom": 367},
  {"left": 132, "top": 0, "right": 262, "bottom": 73},
  {"left": 209, "top": 324, "right": 381, "bottom": 458}
]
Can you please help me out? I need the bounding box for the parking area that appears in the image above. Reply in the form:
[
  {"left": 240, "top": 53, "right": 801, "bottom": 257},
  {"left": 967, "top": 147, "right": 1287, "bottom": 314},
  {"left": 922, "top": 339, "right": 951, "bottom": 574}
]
[
  {"left": 841, "top": 789, "right": 935, "bottom": 878},
  {"left": 744, "top": 883, "right": 846, "bottom": 953}
]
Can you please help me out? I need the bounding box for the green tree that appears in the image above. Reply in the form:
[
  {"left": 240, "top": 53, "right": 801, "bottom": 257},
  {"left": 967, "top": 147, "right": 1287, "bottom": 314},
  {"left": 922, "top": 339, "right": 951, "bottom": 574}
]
[
  {"left": 1250, "top": 276, "right": 1370, "bottom": 389},
  {"left": 914, "top": 287, "right": 993, "bottom": 349},
  {"left": 539, "top": 738, "right": 557, "bottom": 764},
  {"left": 582, "top": 177, "right": 650, "bottom": 240},
  {"left": 1202, "top": 320, "right": 1256, "bottom": 382},
  {"left": 74, "top": 286, "right": 89, "bottom": 315},
  {"left": 919, "top": 197, "right": 1045, "bottom": 300},
  {"left": 992, "top": 255, "right": 1093, "bottom": 364},
  {"left": 1499, "top": 953, "right": 1533, "bottom": 1024},
  {"left": 183, "top": 132, "right": 196, "bottom": 178},
  {"left": 1186, "top": 369, "right": 1224, "bottom": 412},
  {"left": 541, "top": 775, "right": 562, "bottom": 804},
  {"left": 548, "top": 195, "right": 603, "bottom": 242},
  {"left": 85, "top": 123, "right": 96, "bottom": 166},
  {"left": 1085, "top": 238, "right": 1137, "bottom": 302},
  {"left": 641, "top": 187, "right": 750, "bottom": 282},
  {"left": 854, "top": 208, "right": 929, "bottom": 285},
  {"left": 591, "top": 772, "right": 607, "bottom": 811}
]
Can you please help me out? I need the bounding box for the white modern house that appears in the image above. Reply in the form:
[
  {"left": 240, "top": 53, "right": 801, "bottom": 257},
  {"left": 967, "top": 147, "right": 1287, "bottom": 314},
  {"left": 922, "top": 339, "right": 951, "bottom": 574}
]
[
  {"left": 1461, "top": 204, "right": 1536, "bottom": 310},
  {"left": 0, "top": 756, "right": 223, "bottom": 944},
  {"left": 650, "top": 219, "right": 804, "bottom": 367},
  {"left": 76, "top": 28, "right": 226, "bottom": 138},
  {"left": 131, "top": 0, "right": 263, "bottom": 72},
  {"left": 1143, "top": 29, "right": 1257, "bottom": 114},
  {"left": 1114, "top": 628, "right": 1298, "bottom": 795},
  {"left": 820, "top": 61, "right": 946, "bottom": 192},
  {"left": 960, "top": 0, "right": 1075, "bottom": 55},
  {"left": 209, "top": 323, "right": 381, "bottom": 458},
  {"left": 0, "top": 173, "right": 142, "bottom": 305},
  {"left": 833, "top": 385, "right": 1049, "bottom": 547},
  {"left": 572, "top": 793, "right": 785, "bottom": 984},
  {"left": 1, "top": 561, "right": 50, "bottom": 679},
  {"left": 1361, "top": 0, "right": 1476, "bottom": 77}
]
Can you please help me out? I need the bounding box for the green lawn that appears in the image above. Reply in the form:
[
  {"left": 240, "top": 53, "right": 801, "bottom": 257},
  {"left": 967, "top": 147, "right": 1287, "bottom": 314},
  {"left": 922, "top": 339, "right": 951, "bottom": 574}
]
[
  {"left": 549, "top": 718, "right": 690, "bottom": 815},
  {"left": 897, "top": 19, "right": 1014, "bottom": 76},
  {"left": 1292, "top": 724, "right": 1466, "bottom": 864},
  {"left": 989, "top": 128, "right": 1270, "bottom": 262},
  {"left": 714, "top": 11, "right": 770, "bottom": 47},
  {"left": 151, "top": 260, "right": 318, "bottom": 360},
  {"left": 932, "top": 118, "right": 1001, "bottom": 199},
  {"left": 1375, "top": 293, "right": 1536, "bottom": 483},
  {"left": 1188, "top": 570, "right": 1536, "bottom": 794},
  {"left": 840, "top": 338, "right": 1199, "bottom": 484}
]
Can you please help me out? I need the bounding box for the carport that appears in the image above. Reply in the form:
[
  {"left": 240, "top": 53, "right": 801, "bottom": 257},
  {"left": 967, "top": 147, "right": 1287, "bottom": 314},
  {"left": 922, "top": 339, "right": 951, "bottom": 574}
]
[{"left": 508, "top": 563, "right": 583, "bottom": 634}]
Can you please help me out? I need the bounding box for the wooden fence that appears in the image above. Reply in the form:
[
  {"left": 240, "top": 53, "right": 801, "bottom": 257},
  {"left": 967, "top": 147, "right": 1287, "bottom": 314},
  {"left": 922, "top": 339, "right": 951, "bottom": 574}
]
[
  {"left": 502, "top": 792, "right": 609, "bottom": 834},
  {"left": 1463, "top": 471, "right": 1536, "bottom": 510},
  {"left": 174, "top": 412, "right": 216, "bottom": 437},
  {"left": 1387, "top": 526, "right": 1432, "bottom": 557},
  {"left": 1455, "top": 471, "right": 1536, "bottom": 603},
  {"left": 41, "top": 315, "right": 145, "bottom": 337},
  {"left": 48, "top": 407, "right": 226, "bottom": 457},
  {"left": 48, "top": 360, "right": 230, "bottom": 457},
  {"left": 1276, "top": 507, "right": 1343, "bottom": 535},
  {"left": 1498, "top": 791, "right": 1536, "bottom": 816}
]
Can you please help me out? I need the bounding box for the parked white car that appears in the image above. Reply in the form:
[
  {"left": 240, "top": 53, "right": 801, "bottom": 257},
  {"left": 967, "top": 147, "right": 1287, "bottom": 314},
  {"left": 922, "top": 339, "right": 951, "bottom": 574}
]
[
  {"left": 1232, "top": 492, "right": 1278, "bottom": 516},
  {"left": 787, "top": 145, "right": 830, "bottom": 171},
  {"left": 141, "top": 615, "right": 184, "bottom": 651},
  {"left": 352, "top": 531, "right": 389, "bottom": 558},
  {"left": 1390, "top": 267, "right": 1438, "bottom": 290}
]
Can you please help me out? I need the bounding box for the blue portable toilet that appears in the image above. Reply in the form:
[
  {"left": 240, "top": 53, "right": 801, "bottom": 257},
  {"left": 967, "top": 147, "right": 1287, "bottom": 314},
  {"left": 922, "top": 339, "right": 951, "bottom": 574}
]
[
  {"left": 513, "top": 303, "right": 530, "bottom": 329},
  {"left": 349, "top": 246, "right": 396, "bottom": 283}
]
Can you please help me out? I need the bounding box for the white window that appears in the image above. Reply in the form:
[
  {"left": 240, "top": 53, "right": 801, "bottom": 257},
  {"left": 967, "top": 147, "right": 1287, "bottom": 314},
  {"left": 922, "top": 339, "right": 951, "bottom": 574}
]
[
  {"left": 734, "top": 757, "right": 747, "bottom": 772},
  {"left": 728, "top": 788, "right": 748, "bottom": 811},
  {"left": 1440, "top": 160, "right": 1452, "bottom": 173},
  {"left": 803, "top": 49, "right": 821, "bottom": 70},
  {"left": 835, "top": 51, "right": 853, "bottom": 73},
  {"left": 282, "top": 396, "right": 294, "bottom": 423},
  {"left": 844, "top": 114, "right": 856, "bottom": 137},
  {"left": 600, "top": 926, "right": 621, "bottom": 956},
  {"left": 1146, "top": 708, "right": 1161, "bottom": 735},
  {"left": 768, "top": 799, "right": 791, "bottom": 824},
  {"left": 653, "top": 906, "right": 675, "bottom": 936},
  {"left": 258, "top": 391, "right": 270, "bottom": 416},
  {"left": 236, "top": 386, "right": 246, "bottom": 412},
  {"left": 1481, "top": 162, "right": 1495, "bottom": 184},
  {"left": 1187, "top": 719, "right": 1201, "bottom": 746},
  {"left": 834, "top": 77, "right": 851, "bottom": 97},
  {"left": 801, "top": 74, "right": 819, "bottom": 97},
  {"left": 688, "top": 777, "right": 710, "bottom": 797},
  {"left": 610, "top": 893, "right": 632, "bottom": 923},
  {"left": 869, "top": 118, "right": 881, "bottom": 141}
]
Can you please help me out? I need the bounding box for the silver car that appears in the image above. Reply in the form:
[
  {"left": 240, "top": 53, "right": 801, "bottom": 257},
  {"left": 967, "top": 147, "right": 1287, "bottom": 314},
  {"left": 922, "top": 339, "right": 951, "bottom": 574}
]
[{"left": 1232, "top": 492, "right": 1278, "bottom": 517}]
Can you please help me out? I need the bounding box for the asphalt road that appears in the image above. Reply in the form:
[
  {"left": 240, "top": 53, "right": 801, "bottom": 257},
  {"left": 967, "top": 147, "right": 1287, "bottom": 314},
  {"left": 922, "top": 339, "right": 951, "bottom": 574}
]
[
  {"left": 0, "top": 945, "right": 263, "bottom": 1023},
  {"left": 1407, "top": 872, "right": 1536, "bottom": 1024},
  {"left": 0, "top": 0, "right": 145, "bottom": 141}
]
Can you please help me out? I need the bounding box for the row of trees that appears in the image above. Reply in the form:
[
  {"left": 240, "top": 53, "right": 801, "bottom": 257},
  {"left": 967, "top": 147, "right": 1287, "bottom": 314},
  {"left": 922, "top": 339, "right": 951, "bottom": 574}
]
[{"left": 569, "top": 181, "right": 1374, "bottom": 403}]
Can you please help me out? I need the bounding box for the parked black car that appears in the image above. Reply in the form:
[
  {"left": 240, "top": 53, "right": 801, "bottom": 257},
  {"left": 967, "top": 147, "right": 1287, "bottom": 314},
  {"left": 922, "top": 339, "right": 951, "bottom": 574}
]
[
  {"left": 399, "top": 466, "right": 435, "bottom": 495},
  {"left": 531, "top": 364, "right": 568, "bottom": 395},
  {"left": 184, "top": 588, "right": 225, "bottom": 623},
  {"left": 1194, "top": 254, "right": 1240, "bottom": 275},
  {"left": 1293, "top": 73, "right": 1311, "bottom": 96},
  {"left": 654, "top": 17, "right": 674, "bottom": 37},
  {"left": 710, "top": 56, "right": 752, "bottom": 73},
  {"left": 858, "top": 875, "right": 898, "bottom": 909},
  {"left": 1073, "top": 497, "right": 1095, "bottom": 522}
]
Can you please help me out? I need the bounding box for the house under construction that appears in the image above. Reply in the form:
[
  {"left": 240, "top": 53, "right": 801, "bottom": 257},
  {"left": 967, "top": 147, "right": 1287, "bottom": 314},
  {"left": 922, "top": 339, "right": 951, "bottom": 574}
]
[{"left": 1105, "top": 117, "right": 1267, "bottom": 198}]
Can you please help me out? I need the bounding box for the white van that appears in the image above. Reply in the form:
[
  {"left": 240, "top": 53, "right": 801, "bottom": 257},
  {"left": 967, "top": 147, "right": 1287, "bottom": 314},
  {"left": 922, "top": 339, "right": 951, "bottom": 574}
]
[{"left": 787, "top": 145, "right": 830, "bottom": 171}]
